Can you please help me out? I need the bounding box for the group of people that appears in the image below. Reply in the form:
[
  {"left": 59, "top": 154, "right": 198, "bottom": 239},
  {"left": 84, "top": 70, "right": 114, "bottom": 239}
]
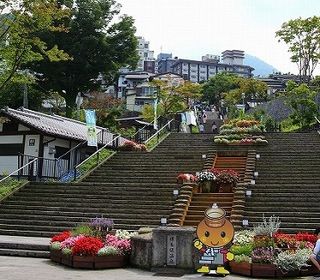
[{"left": 197, "top": 108, "right": 218, "bottom": 134}]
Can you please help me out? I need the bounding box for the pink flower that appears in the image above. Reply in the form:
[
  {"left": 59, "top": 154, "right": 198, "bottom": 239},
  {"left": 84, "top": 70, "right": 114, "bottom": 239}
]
[
  {"left": 105, "top": 234, "right": 131, "bottom": 254},
  {"left": 61, "top": 235, "right": 84, "bottom": 249}
]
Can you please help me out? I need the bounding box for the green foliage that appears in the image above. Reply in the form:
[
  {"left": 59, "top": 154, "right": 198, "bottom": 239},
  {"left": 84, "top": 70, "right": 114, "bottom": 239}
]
[
  {"left": 234, "top": 254, "right": 252, "bottom": 263},
  {"left": 0, "top": 81, "right": 44, "bottom": 109},
  {"left": 253, "top": 215, "right": 281, "bottom": 236},
  {"left": 145, "top": 131, "right": 169, "bottom": 150},
  {"left": 0, "top": 0, "right": 70, "bottom": 91},
  {"left": 29, "top": 0, "right": 139, "bottom": 117},
  {"left": 280, "top": 118, "right": 300, "bottom": 132},
  {"left": 202, "top": 72, "right": 238, "bottom": 105},
  {"left": 230, "top": 244, "right": 253, "bottom": 256},
  {"left": 71, "top": 224, "right": 94, "bottom": 237},
  {"left": 78, "top": 148, "right": 113, "bottom": 176},
  {"left": 274, "top": 248, "right": 312, "bottom": 272},
  {"left": 276, "top": 16, "right": 320, "bottom": 83},
  {"left": 286, "top": 82, "right": 318, "bottom": 128},
  {"left": 224, "top": 78, "right": 268, "bottom": 105},
  {"left": 97, "top": 246, "right": 120, "bottom": 256},
  {"left": 61, "top": 248, "right": 72, "bottom": 255},
  {"left": 0, "top": 177, "right": 26, "bottom": 199},
  {"left": 50, "top": 241, "right": 61, "bottom": 250}
]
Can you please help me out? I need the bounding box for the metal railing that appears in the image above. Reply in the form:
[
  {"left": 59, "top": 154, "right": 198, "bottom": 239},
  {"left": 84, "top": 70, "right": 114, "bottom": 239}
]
[
  {"left": 144, "top": 119, "right": 180, "bottom": 147},
  {"left": 73, "top": 135, "right": 120, "bottom": 181},
  {"left": 0, "top": 158, "right": 38, "bottom": 184}
]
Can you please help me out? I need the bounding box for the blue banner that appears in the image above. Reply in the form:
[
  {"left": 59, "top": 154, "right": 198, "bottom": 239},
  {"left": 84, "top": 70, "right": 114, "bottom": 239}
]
[{"left": 85, "top": 109, "right": 97, "bottom": 147}]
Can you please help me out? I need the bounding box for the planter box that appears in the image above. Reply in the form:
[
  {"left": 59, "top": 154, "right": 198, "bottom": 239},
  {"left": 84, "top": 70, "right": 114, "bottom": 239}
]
[
  {"left": 50, "top": 249, "right": 61, "bottom": 263},
  {"left": 73, "top": 256, "right": 95, "bottom": 269},
  {"left": 300, "top": 264, "right": 319, "bottom": 276},
  {"left": 276, "top": 268, "right": 300, "bottom": 277},
  {"left": 229, "top": 261, "right": 251, "bottom": 276},
  {"left": 61, "top": 254, "right": 73, "bottom": 267},
  {"left": 251, "top": 263, "right": 276, "bottom": 278},
  {"left": 94, "top": 255, "right": 126, "bottom": 269}
]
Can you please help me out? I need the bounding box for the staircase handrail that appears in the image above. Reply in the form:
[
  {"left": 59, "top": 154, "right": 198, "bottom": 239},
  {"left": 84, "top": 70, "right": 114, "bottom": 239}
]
[
  {"left": 315, "top": 116, "right": 320, "bottom": 124},
  {"left": 0, "top": 158, "right": 38, "bottom": 184},
  {"left": 57, "top": 140, "right": 87, "bottom": 161},
  {"left": 130, "top": 116, "right": 163, "bottom": 143},
  {"left": 144, "top": 119, "right": 174, "bottom": 145},
  {"left": 74, "top": 135, "right": 121, "bottom": 181}
]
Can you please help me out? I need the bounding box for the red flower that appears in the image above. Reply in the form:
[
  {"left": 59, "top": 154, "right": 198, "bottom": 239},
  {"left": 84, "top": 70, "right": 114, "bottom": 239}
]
[
  {"left": 72, "top": 236, "right": 103, "bottom": 256},
  {"left": 296, "top": 232, "right": 317, "bottom": 244},
  {"left": 51, "top": 231, "right": 71, "bottom": 243}
]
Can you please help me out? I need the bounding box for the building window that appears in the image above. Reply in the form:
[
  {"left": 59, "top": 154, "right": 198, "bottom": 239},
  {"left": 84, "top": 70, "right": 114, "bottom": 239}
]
[
  {"left": 0, "top": 144, "right": 23, "bottom": 155},
  {"left": 144, "top": 44, "right": 148, "bottom": 48}
]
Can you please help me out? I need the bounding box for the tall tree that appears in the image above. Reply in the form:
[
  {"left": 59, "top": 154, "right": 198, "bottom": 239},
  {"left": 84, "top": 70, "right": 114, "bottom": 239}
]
[
  {"left": 286, "top": 80, "right": 318, "bottom": 128},
  {"left": 223, "top": 78, "right": 268, "bottom": 105},
  {"left": 276, "top": 16, "right": 320, "bottom": 83},
  {"left": 31, "top": 0, "right": 139, "bottom": 116},
  {"left": 0, "top": 0, "right": 70, "bottom": 92},
  {"left": 201, "top": 72, "right": 238, "bottom": 105}
]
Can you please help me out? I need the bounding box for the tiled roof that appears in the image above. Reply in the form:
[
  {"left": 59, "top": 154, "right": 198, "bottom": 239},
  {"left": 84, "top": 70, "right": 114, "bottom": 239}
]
[{"left": 1, "top": 107, "right": 105, "bottom": 142}]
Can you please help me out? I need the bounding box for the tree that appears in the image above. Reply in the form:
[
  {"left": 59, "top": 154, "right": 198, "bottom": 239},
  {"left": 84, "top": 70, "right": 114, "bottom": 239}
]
[
  {"left": 30, "top": 0, "right": 139, "bottom": 117},
  {"left": 201, "top": 72, "right": 238, "bottom": 105},
  {"left": 286, "top": 81, "right": 318, "bottom": 128},
  {"left": 142, "top": 79, "right": 202, "bottom": 121},
  {"left": 0, "top": 0, "right": 70, "bottom": 91},
  {"left": 276, "top": 16, "right": 320, "bottom": 83},
  {"left": 223, "top": 78, "right": 268, "bottom": 105}
]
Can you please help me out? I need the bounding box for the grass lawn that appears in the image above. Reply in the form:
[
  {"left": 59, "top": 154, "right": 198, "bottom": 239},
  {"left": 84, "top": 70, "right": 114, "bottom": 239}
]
[{"left": 0, "top": 178, "right": 27, "bottom": 200}]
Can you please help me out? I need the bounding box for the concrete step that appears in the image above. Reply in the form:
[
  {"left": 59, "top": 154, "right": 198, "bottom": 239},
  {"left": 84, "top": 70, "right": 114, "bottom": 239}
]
[{"left": 0, "top": 248, "right": 49, "bottom": 258}]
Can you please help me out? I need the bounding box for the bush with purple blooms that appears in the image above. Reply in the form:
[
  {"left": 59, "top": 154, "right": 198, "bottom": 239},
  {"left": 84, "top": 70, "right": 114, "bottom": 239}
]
[
  {"left": 90, "top": 217, "right": 114, "bottom": 238},
  {"left": 251, "top": 247, "right": 274, "bottom": 264}
]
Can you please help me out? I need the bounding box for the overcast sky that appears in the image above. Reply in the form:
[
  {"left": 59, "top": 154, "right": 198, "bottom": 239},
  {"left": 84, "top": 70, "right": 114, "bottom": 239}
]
[{"left": 117, "top": 0, "right": 319, "bottom": 75}]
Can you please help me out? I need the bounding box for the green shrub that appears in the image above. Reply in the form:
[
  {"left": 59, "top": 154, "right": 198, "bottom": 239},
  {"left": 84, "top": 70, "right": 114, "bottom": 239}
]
[
  {"left": 71, "top": 224, "right": 94, "bottom": 237},
  {"left": 230, "top": 243, "right": 253, "bottom": 256}
]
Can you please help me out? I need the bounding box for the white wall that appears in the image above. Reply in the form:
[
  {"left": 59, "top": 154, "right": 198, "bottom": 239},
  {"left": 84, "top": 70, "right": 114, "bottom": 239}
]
[
  {"left": 0, "top": 135, "right": 23, "bottom": 144},
  {"left": 0, "top": 156, "right": 18, "bottom": 175}
]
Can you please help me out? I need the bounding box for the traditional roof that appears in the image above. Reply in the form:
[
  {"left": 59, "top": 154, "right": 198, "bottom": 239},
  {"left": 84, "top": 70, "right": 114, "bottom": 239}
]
[{"left": 1, "top": 107, "right": 107, "bottom": 142}]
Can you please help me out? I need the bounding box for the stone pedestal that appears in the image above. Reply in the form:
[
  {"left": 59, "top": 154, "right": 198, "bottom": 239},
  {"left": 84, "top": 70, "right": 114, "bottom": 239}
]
[
  {"left": 130, "top": 233, "right": 153, "bottom": 269},
  {"left": 152, "top": 226, "right": 196, "bottom": 271}
]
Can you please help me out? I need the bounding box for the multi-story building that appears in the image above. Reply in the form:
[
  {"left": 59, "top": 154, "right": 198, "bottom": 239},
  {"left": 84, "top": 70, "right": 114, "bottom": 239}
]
[
  {"left": 157, "top": 53, "right": 177, "bottom": 74},
  {"left": 171, "top": 50, "right": 254, "bottom": 83},
  {"left": 136, "top": 36, "right": 155, "bottom": 72}
]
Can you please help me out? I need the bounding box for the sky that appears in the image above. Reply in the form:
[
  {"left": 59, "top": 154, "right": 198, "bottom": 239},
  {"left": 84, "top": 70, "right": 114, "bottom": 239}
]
[{"left": 117, "top": 0, "right": 320, "bottom": 75}]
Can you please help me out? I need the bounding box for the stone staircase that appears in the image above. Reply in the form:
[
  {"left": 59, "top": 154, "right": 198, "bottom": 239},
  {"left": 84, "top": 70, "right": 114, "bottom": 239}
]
[
  {"left": 183, "top": 193, "right": 233, "bottom": 226},
  {"left": 0, "top": 133, "right": 213, "bottom": 238},
  {"left": 176, "top": 153, "right": 250, "bottom": 227},
  {"left": 244, "top": 132, "right": 320, "bottom": 233}
]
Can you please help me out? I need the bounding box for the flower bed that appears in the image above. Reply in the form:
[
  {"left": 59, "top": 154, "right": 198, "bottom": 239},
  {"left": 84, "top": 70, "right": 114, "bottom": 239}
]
[
  {"left": 214, "top": 119, "right": 268, "bottom": 145},
  {"left": 49, "top": 218, "right": 137, "bottom": 269},
  {"left": 229, "top": 216, "right": 317, "bottom": 278}
]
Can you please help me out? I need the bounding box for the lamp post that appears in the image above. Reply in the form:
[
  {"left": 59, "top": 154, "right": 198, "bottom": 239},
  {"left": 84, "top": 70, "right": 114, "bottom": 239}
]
[
  {"left": 153, "top": 86, "right": 160, "bottom": 130},
  {"left": 241, "top": 93, "right": 245, "bottom": 113}
]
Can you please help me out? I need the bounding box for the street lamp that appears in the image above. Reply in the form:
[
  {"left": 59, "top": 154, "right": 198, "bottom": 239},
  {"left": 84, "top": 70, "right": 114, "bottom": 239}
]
[
  {"left": 241, "top": 93, "right": 245, "bottom": 113},
  {"left": 153, "top": 86, "right": 160, "bottom": 130}
]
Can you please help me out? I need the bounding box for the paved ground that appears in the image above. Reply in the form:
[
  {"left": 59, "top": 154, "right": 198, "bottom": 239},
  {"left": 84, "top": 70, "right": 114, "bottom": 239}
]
[{"left": 0, "top": 256, "right": 315, "bottom": 280}]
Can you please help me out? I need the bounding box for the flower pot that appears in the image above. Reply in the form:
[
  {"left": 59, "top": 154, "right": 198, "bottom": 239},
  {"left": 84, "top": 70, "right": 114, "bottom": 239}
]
[
  {"left": 229, "top": 261, "right": 251, "bottom": 276},
  {"left": 73, "top": 255, "right": 95, "bottom": 269},
  {"left": 218, "top": 183, "right": 234, "bottom": 193},
  {"left": 251, "top": 263, "right": 276, "bottom": 278},
  {"left": 94, "top": 255, "right": 126, "bottom": 269},
  {"left": 50, "top": 249, "right": 61, "bottom": 263},
  {"left": 61, "top": 253, "right": 73, "bottom": 267},
  {"left": 200, "top": 181, "right": 212, "bottom": 193},
  {"left": 300, "top": 264, "right": 320, "bottom": 276}
]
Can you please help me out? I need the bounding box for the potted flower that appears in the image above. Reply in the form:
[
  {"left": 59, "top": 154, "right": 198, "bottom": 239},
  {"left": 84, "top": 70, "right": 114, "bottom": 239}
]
[
  {"left": 176, "top": 173, "right": 196, "bottom": 184},
  {"left": 212, "top": 169, "right": 239, "bottom": 192},
  {"left": 196, "top": 171, "right": 215, "bottom": 193},
  {"left": 119, "top": 140, "right": 147, "bottom": 151}
]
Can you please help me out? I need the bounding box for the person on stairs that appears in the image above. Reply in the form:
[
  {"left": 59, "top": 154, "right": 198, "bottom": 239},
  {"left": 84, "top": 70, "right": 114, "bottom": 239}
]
[{"left": 310, "top": 228, "right": 320, "bottom": 277}]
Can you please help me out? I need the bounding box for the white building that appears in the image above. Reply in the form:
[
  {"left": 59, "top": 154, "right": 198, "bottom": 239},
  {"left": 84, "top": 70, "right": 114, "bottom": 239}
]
[{"left": 136, "top": 36, "right": 155, "bottom": 72}]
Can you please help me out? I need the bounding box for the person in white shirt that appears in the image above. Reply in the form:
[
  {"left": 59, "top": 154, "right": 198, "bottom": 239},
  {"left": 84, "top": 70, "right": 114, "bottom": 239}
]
[{"left": 310, "top": 228, "right": 320, "bottom": 274}]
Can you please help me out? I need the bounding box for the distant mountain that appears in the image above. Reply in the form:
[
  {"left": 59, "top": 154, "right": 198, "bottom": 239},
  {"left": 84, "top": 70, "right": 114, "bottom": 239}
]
[{"left": 244, "top": 54, "right": 279, "bottom": 77}]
